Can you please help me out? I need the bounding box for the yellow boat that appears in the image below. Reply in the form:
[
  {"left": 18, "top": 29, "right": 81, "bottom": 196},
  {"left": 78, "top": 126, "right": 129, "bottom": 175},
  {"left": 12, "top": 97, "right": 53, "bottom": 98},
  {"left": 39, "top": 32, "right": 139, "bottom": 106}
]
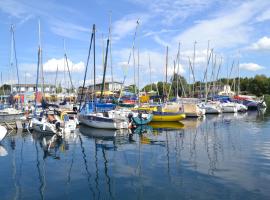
[
  {"left": 149, "top": 121, "right": 185, "bottom": 129},
  {"left": 152, "top": 111, "right": 186, "bottom": 122}
]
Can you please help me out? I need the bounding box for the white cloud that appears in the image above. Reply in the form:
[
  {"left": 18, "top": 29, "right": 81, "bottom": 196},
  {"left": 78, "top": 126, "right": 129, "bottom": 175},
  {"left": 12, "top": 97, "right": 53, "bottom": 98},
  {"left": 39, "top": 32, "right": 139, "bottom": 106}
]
[
  {"left": 112, "top": 14, "right": 149, "bottom": 40},
  {"left": 173, "top": 1, "right": 270, "bottom": 49},
  {"left": 43, "top": 58, "right": 85, "bottom": 73},
  {"left": 248, "top": 36, "right": 270, "bottom": 51},
  {"left": 129, "top": 0, "right": 218, "bottom": 25},
  {"left": 240, "top": 63, "right": 264, "bottom": 71}
]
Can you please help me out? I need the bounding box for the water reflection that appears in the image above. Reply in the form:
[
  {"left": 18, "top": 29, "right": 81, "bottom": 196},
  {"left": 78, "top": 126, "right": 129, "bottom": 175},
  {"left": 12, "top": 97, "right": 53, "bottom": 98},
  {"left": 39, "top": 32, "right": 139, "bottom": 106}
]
[
  {"left": 0, "top": 111, "right": 270, "bottom": 199},
  {"left": 0, "top": 145, "right": 7, "bottom": 156}
]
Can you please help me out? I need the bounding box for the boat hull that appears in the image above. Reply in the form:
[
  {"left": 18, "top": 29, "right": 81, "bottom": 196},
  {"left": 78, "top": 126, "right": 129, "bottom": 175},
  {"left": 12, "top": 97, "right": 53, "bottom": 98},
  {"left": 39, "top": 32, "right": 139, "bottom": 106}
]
[
  {"left": 79, "top": 114, "right": 128, "bottom": 129},
  {"left": 152, "top": 112, "right": 186, "bottom": 122}
]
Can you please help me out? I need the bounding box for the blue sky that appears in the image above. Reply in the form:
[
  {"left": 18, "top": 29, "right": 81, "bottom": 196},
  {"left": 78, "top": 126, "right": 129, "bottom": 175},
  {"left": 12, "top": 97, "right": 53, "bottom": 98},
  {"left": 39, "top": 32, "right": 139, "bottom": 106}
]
[{"left": 0, "top": 0, "right": 270, "bottom": 88}]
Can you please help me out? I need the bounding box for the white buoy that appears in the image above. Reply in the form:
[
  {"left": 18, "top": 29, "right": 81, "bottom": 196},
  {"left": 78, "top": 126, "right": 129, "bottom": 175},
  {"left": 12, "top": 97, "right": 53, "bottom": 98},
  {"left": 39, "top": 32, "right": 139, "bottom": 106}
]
[{"left": 0, "top": 125, "right": 7, "bottom": 142}]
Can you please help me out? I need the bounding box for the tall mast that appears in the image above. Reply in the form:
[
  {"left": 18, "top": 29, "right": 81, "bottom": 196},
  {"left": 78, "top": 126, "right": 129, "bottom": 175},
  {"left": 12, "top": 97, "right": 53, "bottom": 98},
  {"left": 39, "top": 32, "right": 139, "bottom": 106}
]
[
  {"left": 205, "top": 41, "right": 210, "bottom": 101},
  {"left": 10, "top": 25, "right": 20, "bottom": 95},
  {"left": 93, "top": 24, "right": 96, "bottom": 96},
  {"left": 54, "top": 65, "right": 58, "bottom": 93},
  {"left": 118, "top": 20, "right": 139, "bottom": 100},
  {"left": 133, "top": 44, "right": 136, "bottom": 93},
  {"left": 79, "top": 25, "right": 94, "bottom": 111},
  {"left": 148, "top": 54, "right": 152, "bottom": 91},
  {"left": 163, "top": 46, "right": 168, "bottom": 98},
  {"left": 38, "top": 20, "right": 45, "bottom": 94},
  {"left": 63, "top": 40, "right": 75, "bottom": 93},
  {"left": 137, "top": 48, "right": 140, "bottom": 104},
  {"left": 237, "top": 57, "right": 240, "bottom": 95},
  {"left": 34, "top": 21, "right": 41, "bottom": 116},
  {"left": 192, "top": 41, "right": 197, "bottom": 97},
  {"left": 100, "top": 39, "right": 110, "bottom": 100},
  {"left": 108, "top": 11, "right": 114, "bottom": 91}
]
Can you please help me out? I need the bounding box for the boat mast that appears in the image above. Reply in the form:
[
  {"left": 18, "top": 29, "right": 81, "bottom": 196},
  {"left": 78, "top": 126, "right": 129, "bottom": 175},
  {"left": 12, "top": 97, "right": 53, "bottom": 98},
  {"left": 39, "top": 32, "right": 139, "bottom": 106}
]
[
  {"left": 118, "top": 20, "right": 139, "bottom": 99},
  {"left": 93, "top": 24, "right": 96, "bottom": 102},
  {"left": 10, "top": 25, "right": 20, "bottom": 95},
  {"left": 237, "top": 56, "right": 240, "bottom": 95},
  {"left": 54, "top": 65, "right": 58, "bottom": 93},
  {"left": 34, "top": 21, "right": 42, "bottom": 116},
  {"left": 79, "top": 25, "right": 95, "bottom": 111},
  {"left": 205, "top": 40, "right": 210, "bottom": 101},
  {"left": 63, "top": 41, "right": 75, "bottom": 93},
  {"left": 100, "top": 39, "right": 110, "bottom": 100},
  {"left": 137, "top": 48, "right": 140, "bottom": 104},
  {"left": 38, "top": 21, "right": 45, "bottom": 95},
  {"left": 163, "top": 46, "right": 168, "bottom": 100},
  {"left": 108, "top": 11, "right": 114, "bottom": 92},
  {"left": 192, "top": 41, "right": 196, "bottom": 97},
  {"left": 148, "top": 54, "right": 152, "bottom": 91}
]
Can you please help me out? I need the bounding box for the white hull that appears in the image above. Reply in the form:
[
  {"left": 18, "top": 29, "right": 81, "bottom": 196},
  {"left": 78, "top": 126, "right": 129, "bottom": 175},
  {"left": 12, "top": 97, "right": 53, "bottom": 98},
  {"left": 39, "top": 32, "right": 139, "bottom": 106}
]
[
  {"left": 221, "top": 103, "right": 237, "bottom": 113},
  {"left": 79, "top": 114, "right": 128, "bottom": 129}
]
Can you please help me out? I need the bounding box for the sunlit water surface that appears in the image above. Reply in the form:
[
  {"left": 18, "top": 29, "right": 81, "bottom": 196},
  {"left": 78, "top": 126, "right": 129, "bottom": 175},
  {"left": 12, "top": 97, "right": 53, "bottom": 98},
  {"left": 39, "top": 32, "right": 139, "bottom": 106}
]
[{"left": 1, "top": 111, "right": 270, "bottom": 200}]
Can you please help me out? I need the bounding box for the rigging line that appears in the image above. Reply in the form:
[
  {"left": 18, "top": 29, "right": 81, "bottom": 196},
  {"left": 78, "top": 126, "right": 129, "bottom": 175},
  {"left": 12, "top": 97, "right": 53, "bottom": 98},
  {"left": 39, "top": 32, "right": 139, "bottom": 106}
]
[
  {"left": 118, "top": 19, "right": 140, "bottom": 99},
  {"left": 79, "top": 24, "right": 94, "bottom": 111},
  {"left": 64, "top": 53, "right": 75, "bottom": 91}
]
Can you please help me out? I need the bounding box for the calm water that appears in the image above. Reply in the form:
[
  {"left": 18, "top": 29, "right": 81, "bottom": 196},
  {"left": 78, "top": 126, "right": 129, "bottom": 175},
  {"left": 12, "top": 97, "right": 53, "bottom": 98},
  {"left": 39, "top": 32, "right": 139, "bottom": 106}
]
[{"left": 1, "top": 111, "right": 270, "bottom": 200}]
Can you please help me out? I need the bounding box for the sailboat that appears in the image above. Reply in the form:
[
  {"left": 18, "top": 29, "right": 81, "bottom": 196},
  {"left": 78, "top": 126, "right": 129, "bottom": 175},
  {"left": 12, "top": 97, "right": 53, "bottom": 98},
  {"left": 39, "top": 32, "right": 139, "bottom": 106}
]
[
  {"left": 78, "top": 25, "right": 128, "bottom": 130},
  {"left": 30, "top": 21, "right": 63, "bottom": 136},
  {"left": 0, "top": 25, "right": 24, "bottom": 121}
]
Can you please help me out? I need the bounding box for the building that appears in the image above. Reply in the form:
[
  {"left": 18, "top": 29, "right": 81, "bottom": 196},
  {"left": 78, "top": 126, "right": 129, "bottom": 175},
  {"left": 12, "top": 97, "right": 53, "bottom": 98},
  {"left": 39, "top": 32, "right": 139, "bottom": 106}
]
[
  {"left": 11, "top": 84, "right": 56, "bottom": 94},
  {"left": 88, "top": 81, "right": 123, "bottom": 92},
  {"left": 77, "top": 81, "right": 124, "bottom": 101}
]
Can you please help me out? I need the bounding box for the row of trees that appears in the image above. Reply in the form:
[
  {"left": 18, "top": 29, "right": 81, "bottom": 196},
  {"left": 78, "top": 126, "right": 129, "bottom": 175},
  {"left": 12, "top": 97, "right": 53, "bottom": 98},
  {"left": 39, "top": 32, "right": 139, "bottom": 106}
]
[{"left": 138, "top": 74, "right": 270, "bottom": 97}]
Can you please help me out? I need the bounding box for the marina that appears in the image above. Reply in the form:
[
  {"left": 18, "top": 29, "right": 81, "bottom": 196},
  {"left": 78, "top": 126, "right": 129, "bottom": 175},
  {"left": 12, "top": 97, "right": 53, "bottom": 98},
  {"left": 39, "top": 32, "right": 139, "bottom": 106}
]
[{"left": 1, "top": 0, "right": 270, "bottom": 199}]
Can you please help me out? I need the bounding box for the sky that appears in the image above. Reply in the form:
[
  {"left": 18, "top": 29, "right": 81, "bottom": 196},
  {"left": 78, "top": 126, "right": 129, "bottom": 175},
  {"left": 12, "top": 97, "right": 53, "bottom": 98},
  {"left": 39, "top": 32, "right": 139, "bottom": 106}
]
[{"left": 0, "top": 0, "right": 270, "bottom": 89}]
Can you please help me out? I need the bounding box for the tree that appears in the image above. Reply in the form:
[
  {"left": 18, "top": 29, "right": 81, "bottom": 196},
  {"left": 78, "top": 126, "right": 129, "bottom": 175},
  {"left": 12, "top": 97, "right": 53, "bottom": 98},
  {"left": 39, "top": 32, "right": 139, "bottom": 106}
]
[{"left": 170, "top": 73, "right": 188, "bottom": 97}]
